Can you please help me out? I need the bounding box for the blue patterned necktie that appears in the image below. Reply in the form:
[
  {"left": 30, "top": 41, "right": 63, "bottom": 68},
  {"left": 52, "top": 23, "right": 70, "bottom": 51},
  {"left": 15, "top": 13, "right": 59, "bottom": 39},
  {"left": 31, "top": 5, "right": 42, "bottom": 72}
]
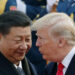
[{"left": 17, "top": 66, "right": 25, "bottom": 75}]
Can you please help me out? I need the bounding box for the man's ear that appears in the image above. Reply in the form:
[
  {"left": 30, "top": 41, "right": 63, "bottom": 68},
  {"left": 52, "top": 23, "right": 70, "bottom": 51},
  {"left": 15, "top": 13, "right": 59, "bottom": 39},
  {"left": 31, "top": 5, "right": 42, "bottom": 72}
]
[{"left": 58, "top": 37, "right": 67, "bottom": 47}]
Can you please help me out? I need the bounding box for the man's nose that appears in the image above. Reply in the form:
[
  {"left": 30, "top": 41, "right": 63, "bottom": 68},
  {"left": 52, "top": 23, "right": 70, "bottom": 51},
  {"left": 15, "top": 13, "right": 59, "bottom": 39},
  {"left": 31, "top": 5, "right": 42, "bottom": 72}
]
[{"left": 20, "top": 42, "right": 28, "bottom": 50}]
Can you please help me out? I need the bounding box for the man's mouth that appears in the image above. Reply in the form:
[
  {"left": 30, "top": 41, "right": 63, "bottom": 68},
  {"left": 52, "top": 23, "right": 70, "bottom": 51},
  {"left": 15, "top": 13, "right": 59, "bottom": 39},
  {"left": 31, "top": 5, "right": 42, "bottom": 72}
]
[{"left": 17, "top": 50, "right": 26, "bottom": 55}]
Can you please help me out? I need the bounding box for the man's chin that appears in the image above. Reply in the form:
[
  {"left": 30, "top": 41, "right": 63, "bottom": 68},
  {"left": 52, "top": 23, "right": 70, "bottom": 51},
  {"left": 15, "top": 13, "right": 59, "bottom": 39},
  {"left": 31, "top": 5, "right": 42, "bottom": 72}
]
[{"left": 16, "top": 56, "right": 25, "bottom": 61}]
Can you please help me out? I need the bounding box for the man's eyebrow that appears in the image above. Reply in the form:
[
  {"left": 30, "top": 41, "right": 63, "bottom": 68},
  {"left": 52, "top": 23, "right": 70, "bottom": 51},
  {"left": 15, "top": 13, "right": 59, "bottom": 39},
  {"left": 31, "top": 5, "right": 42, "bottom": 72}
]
[{"left": 14, "top": 35, "right": 31, "bottom": 38}]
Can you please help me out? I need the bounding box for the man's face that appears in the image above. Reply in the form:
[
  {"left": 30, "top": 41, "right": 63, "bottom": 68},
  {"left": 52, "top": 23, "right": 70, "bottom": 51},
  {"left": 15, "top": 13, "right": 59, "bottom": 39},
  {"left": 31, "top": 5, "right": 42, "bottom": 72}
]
[
  {"left": 0, "top": 27, "right": 32, "bottom": 63},
  {"left": 36, "top": 27, "right": 59, "bottom": 61}
]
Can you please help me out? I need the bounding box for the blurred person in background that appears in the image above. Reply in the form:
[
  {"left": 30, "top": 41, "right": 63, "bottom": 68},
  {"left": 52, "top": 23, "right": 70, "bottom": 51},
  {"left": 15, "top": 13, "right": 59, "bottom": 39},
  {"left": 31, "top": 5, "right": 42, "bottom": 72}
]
[
  {"left": 57, "top": 0, "right": 75, "bottom": 21},
  {"left": 35, "top": 0, "right": 75, "bottom": 22},
  {"left": 0, "top": 0, "right": 17, "bottom": 14},
  {"left": 17, "top": 0, "right": 46, "bottom": 20}
]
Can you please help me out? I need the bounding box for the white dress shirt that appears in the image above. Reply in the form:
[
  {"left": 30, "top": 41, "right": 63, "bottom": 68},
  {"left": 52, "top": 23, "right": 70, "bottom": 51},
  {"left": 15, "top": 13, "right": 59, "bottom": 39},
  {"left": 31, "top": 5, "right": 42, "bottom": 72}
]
[
  {"left": 14, "top": 61, "right": 22, "bottom": 69},
  {"left": 14, "top": 61, "right": 25, "bottom": 75}
]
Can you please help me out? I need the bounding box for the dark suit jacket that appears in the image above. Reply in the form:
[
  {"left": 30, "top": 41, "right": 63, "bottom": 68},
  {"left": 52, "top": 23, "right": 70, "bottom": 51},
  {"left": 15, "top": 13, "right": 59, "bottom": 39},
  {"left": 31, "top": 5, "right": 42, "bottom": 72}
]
[
  {"left": 0, "top": 52, "right": 37, "bottom": 75},
  {"left": 45, "top": 55, "right": 75, "bottom": 75}
]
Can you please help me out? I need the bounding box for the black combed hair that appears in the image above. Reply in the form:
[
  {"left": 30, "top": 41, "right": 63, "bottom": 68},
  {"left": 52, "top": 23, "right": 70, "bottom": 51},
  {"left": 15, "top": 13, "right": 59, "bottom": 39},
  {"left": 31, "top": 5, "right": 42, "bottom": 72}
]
[{"left": 0, "top": 11, "right": 32, "bottom": 35}]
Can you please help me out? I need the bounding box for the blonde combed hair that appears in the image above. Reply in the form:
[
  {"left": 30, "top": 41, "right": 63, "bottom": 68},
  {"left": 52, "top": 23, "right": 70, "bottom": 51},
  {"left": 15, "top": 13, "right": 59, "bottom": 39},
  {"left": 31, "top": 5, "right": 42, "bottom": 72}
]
[{"left": 31, "top": 12, "right": 75, "bottom": 45}]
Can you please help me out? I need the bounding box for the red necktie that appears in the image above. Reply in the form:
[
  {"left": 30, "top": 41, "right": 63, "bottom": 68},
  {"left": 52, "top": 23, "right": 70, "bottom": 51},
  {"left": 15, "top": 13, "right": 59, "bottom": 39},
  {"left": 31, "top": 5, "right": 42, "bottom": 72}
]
[{"left": 56, "top": 63, "right": 64, "bottom": 75}]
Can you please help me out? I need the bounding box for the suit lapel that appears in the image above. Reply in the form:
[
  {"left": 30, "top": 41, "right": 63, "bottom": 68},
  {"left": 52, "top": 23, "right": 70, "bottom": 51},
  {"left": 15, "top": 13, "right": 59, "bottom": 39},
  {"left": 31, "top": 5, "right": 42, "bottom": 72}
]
[
  {"left": 65, "top": 55, "right": 75, "bottom": 75},
  {"left": 22, "top": 57, "right": 31, "bottom": 75},
  {"left": 22, "top": 57, "right": 37, "bottom": 75}
]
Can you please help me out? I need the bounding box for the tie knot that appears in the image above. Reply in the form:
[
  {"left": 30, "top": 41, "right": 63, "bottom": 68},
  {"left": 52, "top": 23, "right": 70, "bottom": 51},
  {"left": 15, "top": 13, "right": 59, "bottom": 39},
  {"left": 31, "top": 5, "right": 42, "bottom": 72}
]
[
  {"left": 17, "top": 67, "right": 22, "bottom": 72},
  {"left": 58, "top": 63, "right": 64, "bottom": 71}
]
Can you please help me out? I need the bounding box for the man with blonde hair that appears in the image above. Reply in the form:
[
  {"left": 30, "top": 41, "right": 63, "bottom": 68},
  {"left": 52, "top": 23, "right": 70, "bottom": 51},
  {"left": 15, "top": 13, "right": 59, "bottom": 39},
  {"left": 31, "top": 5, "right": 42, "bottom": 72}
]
[{"left": 32, "top": 12, "right": 75, "bottom": 75}]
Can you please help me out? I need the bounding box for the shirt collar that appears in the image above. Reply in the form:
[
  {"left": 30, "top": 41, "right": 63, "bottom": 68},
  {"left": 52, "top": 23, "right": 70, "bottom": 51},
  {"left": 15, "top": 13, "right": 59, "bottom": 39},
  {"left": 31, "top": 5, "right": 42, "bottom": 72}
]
[
  {"left": 62, "top": 46, "right": 75, "bottom": 68},
  {"left": 14, "top": 61, "right": 22, "bottom": 69}
]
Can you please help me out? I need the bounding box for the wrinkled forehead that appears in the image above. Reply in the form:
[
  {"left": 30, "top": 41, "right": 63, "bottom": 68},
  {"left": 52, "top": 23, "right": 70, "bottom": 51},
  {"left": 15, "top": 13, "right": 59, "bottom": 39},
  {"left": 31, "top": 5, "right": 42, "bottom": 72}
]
[{"left": 9, "top": 26, "right": 31, "bottom": 35}]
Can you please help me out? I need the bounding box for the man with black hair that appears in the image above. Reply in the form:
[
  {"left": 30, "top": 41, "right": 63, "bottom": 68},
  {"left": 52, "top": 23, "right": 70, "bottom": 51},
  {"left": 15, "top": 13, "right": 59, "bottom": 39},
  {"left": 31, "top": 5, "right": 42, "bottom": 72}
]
[{"left": 0, "top": 11, "right": 37, "bottom": 75}]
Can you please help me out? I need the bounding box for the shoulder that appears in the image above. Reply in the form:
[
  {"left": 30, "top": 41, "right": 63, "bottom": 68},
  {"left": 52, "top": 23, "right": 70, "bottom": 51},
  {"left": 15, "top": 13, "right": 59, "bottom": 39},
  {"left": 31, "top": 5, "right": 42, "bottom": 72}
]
[{"left": 45, "top": 62, "right": 57, "bottom": 75}]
